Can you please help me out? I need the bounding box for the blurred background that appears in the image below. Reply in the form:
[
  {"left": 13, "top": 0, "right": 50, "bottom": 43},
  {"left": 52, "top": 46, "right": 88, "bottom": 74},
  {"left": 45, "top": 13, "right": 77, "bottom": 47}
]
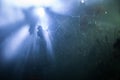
[{"left": 0, "top": 0, "right": 120, "bottom": 80}]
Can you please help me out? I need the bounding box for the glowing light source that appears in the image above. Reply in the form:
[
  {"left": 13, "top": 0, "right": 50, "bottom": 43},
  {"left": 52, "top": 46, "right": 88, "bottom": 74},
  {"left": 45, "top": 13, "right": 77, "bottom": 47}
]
[
  {"left": 33, "top": 7, "right": 46, "bottom": 18},
  {"left": 81, "top": 0, "right": 85, "bottom": 3},
  {"left": 33, "top": 7, "right": 49, "bottom": 31}
]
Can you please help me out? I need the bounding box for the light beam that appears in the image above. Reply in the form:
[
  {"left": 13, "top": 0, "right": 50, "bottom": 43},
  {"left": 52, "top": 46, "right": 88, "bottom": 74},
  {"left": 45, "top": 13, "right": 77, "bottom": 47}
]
[{"left": 3, "top": 25, "right": 29, "bottom": 60}]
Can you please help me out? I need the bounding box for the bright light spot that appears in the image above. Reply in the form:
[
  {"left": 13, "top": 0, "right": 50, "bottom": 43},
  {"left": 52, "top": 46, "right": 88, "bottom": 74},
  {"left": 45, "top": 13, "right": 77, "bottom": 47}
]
[
  {"left": 41, "top": 23, "right": 48, "bottom": 31},
  {"left": 33, "top": 7, "right": 49, "bottom": 31},
  {"left": 105, "top": 11, "right": 108, "bottom": 14},
  {"left": 81, "top": 0, "right": 85, "bottom": 3},
  {"left": 3, "top": 0, "right": 79, "bottom": 15},
  {"left": 3, "top": 25, "right": 29, "bottom": 60},
  {"left": 33, "top": 8, "right": 46, "bottom": 18}
]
